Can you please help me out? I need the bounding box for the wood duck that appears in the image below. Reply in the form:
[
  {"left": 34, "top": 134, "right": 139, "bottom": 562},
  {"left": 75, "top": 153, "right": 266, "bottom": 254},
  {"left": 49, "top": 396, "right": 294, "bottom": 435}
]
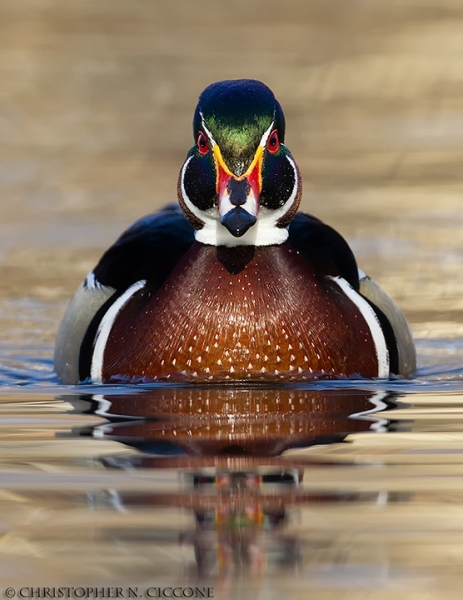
[{"left": 55, "top": 79, "right": 416, "bottom": 384}]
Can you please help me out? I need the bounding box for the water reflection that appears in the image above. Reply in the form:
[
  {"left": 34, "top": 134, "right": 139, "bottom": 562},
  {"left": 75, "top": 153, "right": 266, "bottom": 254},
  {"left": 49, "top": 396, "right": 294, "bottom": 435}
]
[
  {"left": 63, "top": 386, "right": 397, "bottom": 579},
  {"left": 77, "top": 386, "right": 392, "bottom": 456},
  {"left": 181, "top": 469, "right": 302, "bottom": 579}
]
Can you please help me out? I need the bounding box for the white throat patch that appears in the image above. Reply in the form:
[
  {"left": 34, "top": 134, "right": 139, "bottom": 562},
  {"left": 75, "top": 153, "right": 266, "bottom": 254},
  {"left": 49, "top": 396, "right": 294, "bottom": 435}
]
[{"left": 180, "top": 153, "right": 299, "bottom": 247}]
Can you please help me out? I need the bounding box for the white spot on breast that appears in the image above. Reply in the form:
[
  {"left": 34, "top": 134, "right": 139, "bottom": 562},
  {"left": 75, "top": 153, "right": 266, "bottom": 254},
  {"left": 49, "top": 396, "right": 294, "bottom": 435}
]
[
  {"left": 197, "top": 356, "right": 202, "bottom": 363},
  {"left": 247, "top": 363, "right": 253, "bottom": 369},
  {"left": 217, "top": 359, "right": 222, "bottom": 366},
  {"left": 276, "top": 356, "right": 281, "bottom": 363},
  {"left": 230, "top": 366, "right": 235, "bottom": 373},
  {"left": 172, "top": 359, "right": 176, "bottom": 366},
  {"left": 260, "top": 367, "right": 267, "bottom": 373},
  {"left": 186, "top": 359, "right": 192, "bottom": 366}
]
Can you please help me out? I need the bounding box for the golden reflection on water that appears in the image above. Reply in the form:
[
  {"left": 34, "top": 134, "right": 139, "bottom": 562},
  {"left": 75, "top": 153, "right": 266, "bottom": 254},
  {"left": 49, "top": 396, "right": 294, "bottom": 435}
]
[{"left": 0, "top": 386, "right": 460, "bottom": 597}]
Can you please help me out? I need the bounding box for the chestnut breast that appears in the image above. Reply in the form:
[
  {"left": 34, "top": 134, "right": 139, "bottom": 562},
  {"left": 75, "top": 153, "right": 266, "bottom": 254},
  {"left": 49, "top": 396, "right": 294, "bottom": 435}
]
[{"left": 100, "top": 242, "right": 378, "bottom": 382}]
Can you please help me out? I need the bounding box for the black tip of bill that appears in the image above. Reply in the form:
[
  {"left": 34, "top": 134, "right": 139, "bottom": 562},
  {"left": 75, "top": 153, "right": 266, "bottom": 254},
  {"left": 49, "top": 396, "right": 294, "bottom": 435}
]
[{"left": 220, "top": 207, "right": 257, "bottom": 238}]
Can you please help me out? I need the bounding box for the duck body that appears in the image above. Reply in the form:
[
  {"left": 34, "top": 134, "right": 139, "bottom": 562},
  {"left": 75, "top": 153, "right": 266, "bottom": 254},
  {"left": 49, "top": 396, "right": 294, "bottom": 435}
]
[{"left": 55, "top": 79, "right": 415, "bottom": 384}]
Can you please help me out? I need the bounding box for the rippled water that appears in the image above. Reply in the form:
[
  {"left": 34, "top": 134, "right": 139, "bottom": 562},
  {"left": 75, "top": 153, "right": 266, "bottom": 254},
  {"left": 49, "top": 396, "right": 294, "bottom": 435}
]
[{"left": 0, "top": 331, "right": 463, "bottom": 596}]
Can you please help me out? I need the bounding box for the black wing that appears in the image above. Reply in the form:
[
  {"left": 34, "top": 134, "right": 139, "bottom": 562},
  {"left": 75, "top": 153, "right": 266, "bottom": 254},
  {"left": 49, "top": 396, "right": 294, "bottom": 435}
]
[
  {"left": 288, "top": 212, "right": 359, "bottom": 291},
  {"left": 289, "top": 212, "right": 402, "bottom": 373},
  {"left": 78, "top": 205, "right": 196, "bottom": 382},
  {"left": 92, "top": 203, "right": 196, "bottom": 291}
]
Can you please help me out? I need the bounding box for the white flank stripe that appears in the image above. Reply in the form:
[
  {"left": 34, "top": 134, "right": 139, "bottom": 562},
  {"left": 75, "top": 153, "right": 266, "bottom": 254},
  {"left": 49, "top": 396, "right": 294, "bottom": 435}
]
[
  {"left": 90, "top": 280, "right": 146, "bottom": 383},
  {"left": 328, "top": 276, "right": 390, "bottom": 378}
]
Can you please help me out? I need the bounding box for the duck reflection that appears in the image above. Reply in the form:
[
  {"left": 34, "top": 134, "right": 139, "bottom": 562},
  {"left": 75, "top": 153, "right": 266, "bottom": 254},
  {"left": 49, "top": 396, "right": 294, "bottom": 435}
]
[
  {"left": 182, "top": 468, "right": 303, "bottom": 577},
  {"left": 70, "top": 386, "right": 396, "bottom": 578},
  {"left": 82, "top": 386, "right": 391, "bottom": 456}
]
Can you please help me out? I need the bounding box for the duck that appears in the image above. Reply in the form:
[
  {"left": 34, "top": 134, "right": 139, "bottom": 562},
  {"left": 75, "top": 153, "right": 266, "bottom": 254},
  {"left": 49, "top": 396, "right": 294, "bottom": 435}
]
[{"left": 54, "top": 79, "right": 416, "bottom": 384}]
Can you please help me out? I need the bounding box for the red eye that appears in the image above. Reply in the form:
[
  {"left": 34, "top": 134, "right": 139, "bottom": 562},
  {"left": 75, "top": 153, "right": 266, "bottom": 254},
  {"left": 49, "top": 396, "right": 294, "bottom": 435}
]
[
  {"left": 266, "top": 129, "right": 279, "bottom": 153},
  {"left": 197, "top": 131, "right": 209, "bottom": 155}
]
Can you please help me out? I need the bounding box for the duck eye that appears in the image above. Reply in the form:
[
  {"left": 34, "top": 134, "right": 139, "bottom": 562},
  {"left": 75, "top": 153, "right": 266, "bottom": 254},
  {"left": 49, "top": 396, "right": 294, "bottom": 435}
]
[
  {"left": 266, "top": 130, "right": 279, "bottom": 153},
  {"left": 197, "top": 131, "right": 209, "bottom": 155}
]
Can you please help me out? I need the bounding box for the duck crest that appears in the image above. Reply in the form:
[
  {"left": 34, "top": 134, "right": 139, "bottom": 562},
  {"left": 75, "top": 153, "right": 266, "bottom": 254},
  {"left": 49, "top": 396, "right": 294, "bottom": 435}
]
[{"left": 97, "top": 242, "right": 379, "bottom": 383}]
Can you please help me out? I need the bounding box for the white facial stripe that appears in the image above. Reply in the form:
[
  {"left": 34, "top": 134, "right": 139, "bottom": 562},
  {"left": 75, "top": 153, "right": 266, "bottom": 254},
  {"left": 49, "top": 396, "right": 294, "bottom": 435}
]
[
  {"left": 199, "top": 111, "right": 217, "bottom": 147},
  {"left": 327, "top": 276, "right": 390, "bottom": 378},
  {"left": 185, "top": 153, "right": 299, "bottom": 247},
  {"left": 259, "top": 120, "right": 275, "bottom": 147},
  {"left": 90, "top": 279, "right": 146, "bottom": 383},
  {"left": 262, "top": 153, "right": 299, "bottom": 226},
  {"left": 180, "top": 155, "right": 217, "bottom": 227},
  {"left": 181, "top": 111, "right": 300, "bottom": 247},
  {"left": 200, "top": 111, "right": 274, "bottom": 151}
]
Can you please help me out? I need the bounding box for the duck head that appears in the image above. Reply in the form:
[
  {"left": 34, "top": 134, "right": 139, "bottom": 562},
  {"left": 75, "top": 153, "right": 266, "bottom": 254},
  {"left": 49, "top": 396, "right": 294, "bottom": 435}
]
[{"left": 178, "top": 80, "right": 302, "bottom": 246}]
